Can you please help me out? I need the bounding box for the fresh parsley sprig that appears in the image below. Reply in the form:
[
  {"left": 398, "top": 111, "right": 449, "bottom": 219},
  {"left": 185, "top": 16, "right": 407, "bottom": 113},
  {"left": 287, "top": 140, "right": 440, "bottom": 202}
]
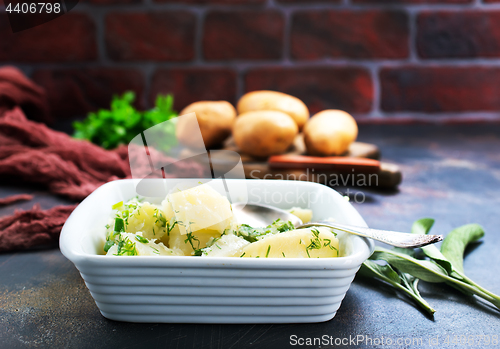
[{"left": 73, "top": 91, "right": 178, "bottom": 150}]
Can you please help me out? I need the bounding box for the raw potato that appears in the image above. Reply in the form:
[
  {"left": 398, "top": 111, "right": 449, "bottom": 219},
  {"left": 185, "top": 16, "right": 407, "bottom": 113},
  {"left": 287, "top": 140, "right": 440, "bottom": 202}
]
[
  {"left": 241, "top": 228, "right": 339, "bottom": 258},
  {"left": 233, "top": 110, "right": 298, "bottom": 158},
  {"left": 237, "top": 91, "right": 309, "bottom": 130},
  {"left": 177, "top": 101, "right": 236, "bottom": 149},
  {"left": 303, "top": 110, "right": 358, "bottom": 156}
]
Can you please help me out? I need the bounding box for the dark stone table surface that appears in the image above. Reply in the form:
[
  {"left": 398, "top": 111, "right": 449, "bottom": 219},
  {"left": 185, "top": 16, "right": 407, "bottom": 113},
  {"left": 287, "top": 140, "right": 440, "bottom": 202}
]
[{"left": 1, "top": 124, "right": 499, "bottom": 348}]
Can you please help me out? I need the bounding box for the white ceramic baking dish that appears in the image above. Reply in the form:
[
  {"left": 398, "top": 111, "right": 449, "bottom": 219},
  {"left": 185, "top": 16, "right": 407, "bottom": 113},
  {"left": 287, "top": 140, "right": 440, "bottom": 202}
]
[{"left": 60, "top": 179, "right": 374, "bottom": 324}]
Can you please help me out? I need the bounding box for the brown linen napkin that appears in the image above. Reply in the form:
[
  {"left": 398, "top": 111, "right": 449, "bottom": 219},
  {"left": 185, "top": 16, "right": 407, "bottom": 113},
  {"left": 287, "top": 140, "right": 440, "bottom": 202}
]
[
  {"left": 0, "top": 204, "right": 77, "bottom": 252},
  {"left": 0, "top": 194, "right": 33, "bottom": 206},
  {"left": 0, "top": 65, "right": 50, "bottom": 124}
]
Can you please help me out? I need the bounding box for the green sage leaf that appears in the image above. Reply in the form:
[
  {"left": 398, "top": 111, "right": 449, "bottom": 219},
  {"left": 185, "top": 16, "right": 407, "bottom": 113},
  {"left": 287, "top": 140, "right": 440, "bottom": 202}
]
[
  {"left": 411, "top": 218, "right": 435, "bottom": 235},
  {"left": 359, "top": 260, "right": 401, "bottom": 284},
  {"left": 409, "top": 218, "right": 456, "bottom": 276},
  {"left": 440, "top": 224, "right": 484, "bottom": 274},
  {"left": 371, "top": 247, "right": 449, "bottom": 283}
]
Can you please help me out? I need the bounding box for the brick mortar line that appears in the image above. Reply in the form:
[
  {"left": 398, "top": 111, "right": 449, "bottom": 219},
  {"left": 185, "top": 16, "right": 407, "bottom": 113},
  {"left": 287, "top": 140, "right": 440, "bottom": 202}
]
[
  {"left": 93, "top": 11, "right": 107, "bottom": 66},
  {"left": 407, "top": 9, "right": 418, "bottom": 63},
  {"left": 192, "top": 7, "right": 206, "bottom": 64},
  {"left": 70, "top": 3, "right": 275, "bottom": 11},
  {"left": 67, "top": 3, "right": 498, "bottom": 12},
  {"left": 267, "top": 0, "right": 277, "bottom": 9},
  {"left": 18, "top": 59, "right": 500, "bottom": 70},
  {"left": 141, "top": 63, "right": 156, "bottom": 108},
  {"left": 19, "top": 2, "right": 500, "bottom": 14},
  {"left": 473, "top": 0, "right": 485, "bottom": 8},
  {"left": 366, "top": 65, "right": 381, "bottom": 118},
  {"left": 357, "top": 112, "right": 500, "bottom": 120},
  {"left": 235, "top": 66, "right": 245, "bottom": 99},
  {"left": 140, "top": 0, "right": 153, "bottom": 107},
  {"left": 281, "top": 6, "right": 292, "bottom": 64}
]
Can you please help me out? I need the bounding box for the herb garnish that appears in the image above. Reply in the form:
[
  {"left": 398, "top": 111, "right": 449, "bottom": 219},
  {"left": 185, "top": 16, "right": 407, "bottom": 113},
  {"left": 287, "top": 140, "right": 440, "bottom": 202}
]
[
  {"left": 166, "top": 220, "right": 178, "bottom": 236},
  {"left": 115, "top": 236, "right": 138, "bottom": 256},
  {"left": 112, "top": 201, "right": 123, "bottom": 210},
  {"left": 73, "top": 91, "right": 178, "bottom": 150},
  {"left": 236, "top": 219, "right": 295, "bottom": 243},
  {"left": 135, "top": 235, "right": 149, "bottom": 244},
  {"left": 359, "top": 218, "right": 500, "bottom": 316},
  {"left": 103, "top": 240, "right": 115, "bottom": 252},
  {"left": 114, "top": 217, "right": 125, "bottom": 233},
  {"left": 184, "top": 232, "right": 200, "bottom": 251}
]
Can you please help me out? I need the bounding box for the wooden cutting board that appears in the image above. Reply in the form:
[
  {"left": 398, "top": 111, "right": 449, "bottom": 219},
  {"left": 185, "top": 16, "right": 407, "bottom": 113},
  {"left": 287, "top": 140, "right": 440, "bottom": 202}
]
[
  {"left": 224, "top": 134, "right": 381, "bottom": 162},
  {"left": 183, "top": 135, "right": 402, "bottom": 189}
]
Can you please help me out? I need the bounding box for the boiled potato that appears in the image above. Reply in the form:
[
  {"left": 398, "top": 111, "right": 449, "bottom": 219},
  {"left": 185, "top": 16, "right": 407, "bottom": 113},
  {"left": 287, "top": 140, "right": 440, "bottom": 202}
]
[
  {"left": 168, "top": 225, "right": 222, "bottom": 256},
  {"left": 241, "top": 227, "right": 339, "bottom": 258},
  {"left": 233, "top": 110, "right": 298, "bottom": 158},
  {"left": 125, "top": 202, "right": 167, "bottom": 241},
  {"left": 237, "top": 91, "right": 309, "bottom": 130},
  {"left": 177, "top": 101, "right": 236, "bottom": 149},
  {"left": 202, "top": 234, "right": 250, "bottom": 257},
  {"left": 168, "top": 183, "right": 234, "bottom": 235},
  {"left": 303, "top": 110, "right": 358, "bottom": 156},
  {"left": 107, "top": 233, "right": 183, "bottom": 256},
  {"left": 287, "top": 207, "right": 313, "bottom": 224}
]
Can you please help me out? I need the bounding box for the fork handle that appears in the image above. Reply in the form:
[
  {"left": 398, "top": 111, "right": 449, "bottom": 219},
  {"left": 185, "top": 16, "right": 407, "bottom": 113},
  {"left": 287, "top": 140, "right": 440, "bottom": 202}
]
[{"left": 298, "top": 221, "right": 443, "bottom": 248}]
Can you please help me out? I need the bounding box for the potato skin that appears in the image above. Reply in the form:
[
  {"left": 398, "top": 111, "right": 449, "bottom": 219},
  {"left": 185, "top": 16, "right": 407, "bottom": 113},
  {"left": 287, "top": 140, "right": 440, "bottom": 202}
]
[
  {"left": 177, "top": 101, "right": 236, "bottom": 149},
  {"left": 233, "top": 110, "right": 298, "bottom": 157},
  {"left": 237, "top": 91, "right": 309, "bottom": 130},
  {"left": 303, "top": 110, "right": 358, "bottom": 156}
]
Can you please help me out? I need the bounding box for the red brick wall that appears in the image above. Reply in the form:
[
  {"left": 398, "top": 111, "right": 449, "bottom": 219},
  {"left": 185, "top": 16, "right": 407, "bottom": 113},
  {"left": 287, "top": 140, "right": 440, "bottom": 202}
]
[{"left": 2, "top": 0, "right": 500, "bottom": 123}]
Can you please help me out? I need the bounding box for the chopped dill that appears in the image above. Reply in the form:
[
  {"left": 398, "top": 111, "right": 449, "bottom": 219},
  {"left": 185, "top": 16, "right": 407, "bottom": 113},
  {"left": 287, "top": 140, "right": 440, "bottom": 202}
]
[
  {"left": 306, "top": 229, "right": 322, "bottom": 252},
  {"left": 111, "top": 201, "right": 123, "bottom": 210},
  {"left": 135, "top": 235, "right": 149, "bottom": 244},
  {"left": 103, "top": 240, "right": 115, "bottom": 252},
  {"left": 115, "top": 236, "right": 138, "bottom": 256},
  {"left": 166, "top": 220, "right": 178, "bottom": 236},
  {"left": 193, "top": 248, "right": 203, "bottom": 256},
  {"left": 184, "top": 232, "right": 200, "bottom": 250},
  {"left": 235, "top": 219, "right": 295, "bottom": 243},
  {"left": 323, "top": 238, "right": 338, "bottom": 252},
  {"left": 114, "top": 218, "right": 125, "bottom": 233}
]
